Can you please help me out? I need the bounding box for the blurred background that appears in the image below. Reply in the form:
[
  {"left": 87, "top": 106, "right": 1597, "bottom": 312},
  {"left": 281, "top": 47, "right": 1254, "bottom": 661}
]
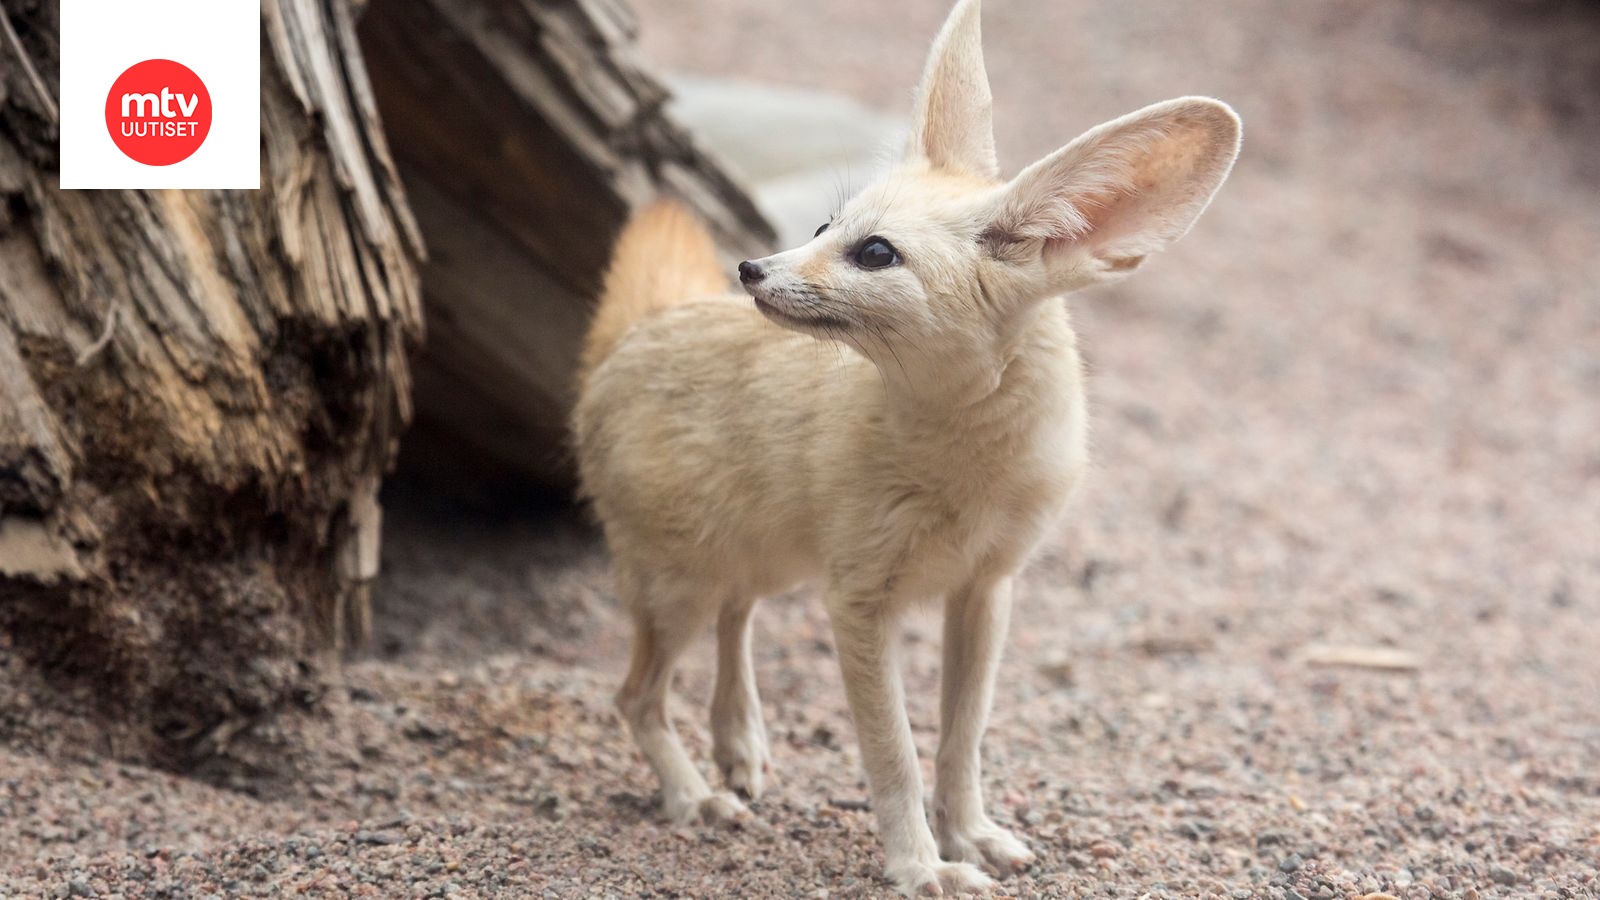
[{"left": 2, "top": 0, "right": 1597, "bottom": 896}]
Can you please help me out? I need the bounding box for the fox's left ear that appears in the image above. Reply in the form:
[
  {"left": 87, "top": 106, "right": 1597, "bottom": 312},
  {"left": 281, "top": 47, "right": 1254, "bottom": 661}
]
[
  {"left": 907, "top": 0, "right": 998, "bottom": 179},
  {"left": 988, "top": 97, "right": 1242, "bottom": 283}
]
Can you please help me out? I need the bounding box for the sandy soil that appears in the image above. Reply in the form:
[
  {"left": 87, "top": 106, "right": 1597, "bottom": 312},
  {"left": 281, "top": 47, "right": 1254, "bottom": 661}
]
[{"left": 4, "top": 0, "right": 1599, "bottom": 897}]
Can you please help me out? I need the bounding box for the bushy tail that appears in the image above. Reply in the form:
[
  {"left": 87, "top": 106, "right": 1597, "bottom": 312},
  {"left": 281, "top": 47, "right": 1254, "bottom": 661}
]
[{"left": 579, "top": 200, "right": 728, "bottom": 383}]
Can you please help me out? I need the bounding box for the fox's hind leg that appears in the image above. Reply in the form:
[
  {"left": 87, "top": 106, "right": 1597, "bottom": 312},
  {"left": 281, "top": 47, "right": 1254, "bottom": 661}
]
[
  {"left": 711, "top": 597, "right": 771, "bottom": 799},
  {"left": 615, "top": 573, "right": 747, "bottom": 826}
]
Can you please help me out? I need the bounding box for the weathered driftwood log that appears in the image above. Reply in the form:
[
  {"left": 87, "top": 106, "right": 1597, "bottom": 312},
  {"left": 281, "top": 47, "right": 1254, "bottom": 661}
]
[
  {"left": 0, "top": 0, "right": 421, "bottom": 762},
  {"left": 358, "top": 0, "right": 775, "bottom": 493}
]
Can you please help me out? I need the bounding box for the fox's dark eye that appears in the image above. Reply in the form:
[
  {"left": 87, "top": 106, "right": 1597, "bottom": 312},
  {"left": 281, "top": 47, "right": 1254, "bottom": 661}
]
[
  {"left": 814, "top": 222, "right": 830, "bottom": 237},
  {"left": 855, "top": 237, "right": 900, "bottom": 269}
]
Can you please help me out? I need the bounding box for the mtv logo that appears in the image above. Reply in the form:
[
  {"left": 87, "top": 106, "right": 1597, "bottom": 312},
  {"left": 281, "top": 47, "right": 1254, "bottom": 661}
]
[{"left": 59, "top": 0, "right": 258, "bottom": 189}]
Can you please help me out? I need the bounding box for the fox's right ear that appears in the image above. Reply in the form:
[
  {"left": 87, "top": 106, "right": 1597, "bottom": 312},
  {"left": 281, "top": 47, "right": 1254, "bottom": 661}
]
[
  {"left": 906, "top": 0, "right": 998, "bottom": 179},
  {"left": 987, "top": 97, "right": 1242, "bottom": 285}
]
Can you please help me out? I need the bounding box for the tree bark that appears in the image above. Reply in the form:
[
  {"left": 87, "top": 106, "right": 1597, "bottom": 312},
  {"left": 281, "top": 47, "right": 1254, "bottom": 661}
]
[
  {"left": 357, "top": 0, "right": 775, "bottom": 494},
  {"left": 0, "top": 0, "right": 422, "bottom": 763}
]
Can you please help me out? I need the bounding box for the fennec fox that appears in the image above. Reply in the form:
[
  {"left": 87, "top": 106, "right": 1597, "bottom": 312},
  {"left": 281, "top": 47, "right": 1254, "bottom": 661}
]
[{"left": 573, "top": 0, "right": 1239, "bottom": 893}]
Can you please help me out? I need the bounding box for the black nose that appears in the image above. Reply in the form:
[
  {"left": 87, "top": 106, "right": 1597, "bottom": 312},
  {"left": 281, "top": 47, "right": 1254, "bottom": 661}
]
[{"left": 738, "top": 260, "right": 765, "bottom": 284}]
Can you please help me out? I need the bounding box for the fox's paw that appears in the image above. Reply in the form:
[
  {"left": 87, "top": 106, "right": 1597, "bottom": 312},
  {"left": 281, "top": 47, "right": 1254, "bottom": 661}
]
[
  {"left": 714, "top": 730, "right": 772, "bottom": 800},
  {"left": 886, "top": 858, "right": 995, "bottom": 896},
  {"left": 663, "top": 790, "right": 750, "bottom": 828},
  {"left": 939, "top": 820, "right": 1036, "bottom": 877}
]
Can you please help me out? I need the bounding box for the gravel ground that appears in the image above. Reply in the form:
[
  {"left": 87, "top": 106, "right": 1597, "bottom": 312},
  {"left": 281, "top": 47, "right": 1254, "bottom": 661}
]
[{"left": 4, "top": 0, "right": 1599, "bottom": 897}]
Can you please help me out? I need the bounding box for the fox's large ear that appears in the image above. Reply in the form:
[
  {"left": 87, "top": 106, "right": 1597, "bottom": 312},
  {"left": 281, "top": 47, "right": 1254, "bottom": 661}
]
[
  {"left": 906, "top": 0, "right": 998, "bottom": 179},
  {"left": 988, "top": 97, "right": 1241, "bottom": 282}
]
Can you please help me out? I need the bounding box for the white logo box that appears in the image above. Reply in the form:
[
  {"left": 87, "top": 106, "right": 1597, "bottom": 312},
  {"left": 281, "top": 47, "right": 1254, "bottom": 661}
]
[{"left": 59, "top": 0, "right": 260, "bottom": 190}]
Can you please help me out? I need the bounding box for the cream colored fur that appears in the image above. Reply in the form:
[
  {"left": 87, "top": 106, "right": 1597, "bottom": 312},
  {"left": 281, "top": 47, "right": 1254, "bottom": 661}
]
[
  {"left": 580, "top": 200, "right": 727, "bottom": 381},
  {"left": 572, "top": 0, "right": 1240, "bottom": 893}
]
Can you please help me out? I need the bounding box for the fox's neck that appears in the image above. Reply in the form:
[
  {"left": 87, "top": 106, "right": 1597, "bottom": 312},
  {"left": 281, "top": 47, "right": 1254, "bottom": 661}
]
[{"left": 880, "top": 300, "right": 1083, "bottom": 452}]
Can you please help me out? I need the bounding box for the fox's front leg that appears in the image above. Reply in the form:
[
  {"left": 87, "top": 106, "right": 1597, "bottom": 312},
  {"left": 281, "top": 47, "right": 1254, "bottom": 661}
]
[
  {"left": 825, "top": 587, "right": 994, "bottom": 897},
  {"left": 935, "top": 576, "right": 1036, "bottom": 876}
]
